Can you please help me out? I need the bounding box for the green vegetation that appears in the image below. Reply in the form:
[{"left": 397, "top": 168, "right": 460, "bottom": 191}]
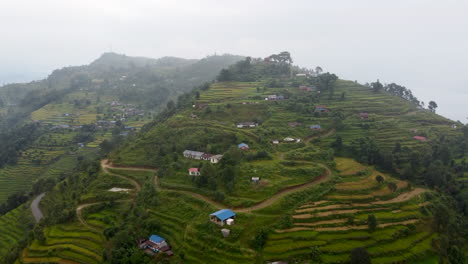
[{"left": 2, "top": 52, "right": 467, "bottom": 263}]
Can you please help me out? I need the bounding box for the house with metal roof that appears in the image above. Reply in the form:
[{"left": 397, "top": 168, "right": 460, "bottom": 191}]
[
  {"left": 149, "top": 235, "right": 165, "bottom": 244},
  {"left": 210, "top": 154, "right": 223, "bottom": 164},
  {"left": 188, "top": 168, "right": 200, "bottom": 176},
  {"left": 238, "top": 143, "right": 249, "bottom": 150},
  {"left": 314, "top": 105, "right": 330, "bottom": 113},
  {"left": 310, "top": 124, "right": 321, "bottom": 130},
  {"left": 210, "top": 209, "right": 236, "bottom": 226},
  {"left": 183, "top": 150, "right": 205, "bottom": 160}
]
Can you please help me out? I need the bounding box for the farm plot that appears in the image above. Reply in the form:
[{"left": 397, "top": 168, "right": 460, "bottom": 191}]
[{"left": 266, "top": 158, "right": 436, "bottom": 263}]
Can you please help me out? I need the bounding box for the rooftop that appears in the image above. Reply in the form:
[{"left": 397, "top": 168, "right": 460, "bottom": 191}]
[
  {"left": 149, "top": 235, "right": 165, "bottom": 243},
  {"left": 210, "top": 209, "right": 236, "bottom": 221}
]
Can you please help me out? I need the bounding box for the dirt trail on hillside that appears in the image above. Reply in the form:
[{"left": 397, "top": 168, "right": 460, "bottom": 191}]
[
  {"left": 357, "top": 188, "right": 426, "bottom": 206},
  {"left": 102, "top": 160, "right": 332, "bottom": 213},
  {"left": 76, "top": 202, "right": 102, "bottom": 231},
  {"left": 101, "top": 160, "right": 142, "bottom": 192},
  {"left": 75, "top": 160, "right": 143, "bottom": 230}
]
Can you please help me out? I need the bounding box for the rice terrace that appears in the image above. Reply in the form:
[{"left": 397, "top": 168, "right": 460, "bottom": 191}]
[{"left": 0, "top": 50, "right": 466, "bottom": 264}]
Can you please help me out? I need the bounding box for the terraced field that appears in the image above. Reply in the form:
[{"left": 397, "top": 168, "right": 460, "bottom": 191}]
[
  {"left": 21, "top": 223, "right": 106, "bottom": 264},
  {"left": 0, "top": 205, "right": 34, "bottom": 260},
  {"left": 320, "top": 80, "right": 458, "bottom": 150},
  {"left": 198, "top": 82, "right": 260, "bottom": 104},
  {"left": 266, "top": 158, "right": 435, "bottom": 263},
  {"left": 147, "top": 191, "right": 257, "bottom": 264}
]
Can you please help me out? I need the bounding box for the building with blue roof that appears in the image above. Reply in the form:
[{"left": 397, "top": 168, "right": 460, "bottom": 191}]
[
  {"left": 149, "top": 234, "right": 165, "bottom": 244},
  {"left": 238, "top": 143, "right": 249, "bottom": 150},
  {"left": 210, "top": 209, "right": 236, "bottom": 226}
]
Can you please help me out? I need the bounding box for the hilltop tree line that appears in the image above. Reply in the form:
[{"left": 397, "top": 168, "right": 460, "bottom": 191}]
[
  {"left": 217, "top": 51, "right": 293, "bottom": 82},
  {"left": 369, "top": 80, "right": 438, "bottom": 112}
]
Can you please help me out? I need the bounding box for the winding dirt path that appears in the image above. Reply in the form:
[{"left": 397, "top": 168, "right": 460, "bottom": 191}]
[
  {"left": 75, "top": 160, "right": 143, "bottom": 229},
  {"left": 76, "top": 202, "right": 102, "bottom": 231},
  {"left": 102, "top": 161, "right": 332, "bottom": 213},
  {"left": 100, "top": 159, "right": 142, "bottom": 192}
]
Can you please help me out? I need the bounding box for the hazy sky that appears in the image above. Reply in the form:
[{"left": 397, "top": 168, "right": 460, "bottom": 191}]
[{"left": 1, "top": 0, "right": 467, "bottom": 122}]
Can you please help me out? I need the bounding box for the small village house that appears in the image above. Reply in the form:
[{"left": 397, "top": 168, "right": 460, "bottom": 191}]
[
  {"left": 221, "top": 228, "right": 231, "bottom": 238},
  {"left": 283, "top": 137, "right": 295, "bottom": 142},
  {"left": 238, "top": 143, "right": 249, "bottom": 150},
  {"left": 413, "top": 136, "right": 428, "bottom": 141},
  {"left": 210, "top": 154, "right": 223, "bottom": 164},
  {"left": 288, "top": 122, "right": 302, "bottom": 127},
  {"left": 210, "top": 209, "right": 236, "bottom": 226},
  {"left": 237, "top": 122, "right": 258, "bottom": 128},
  {"left": 359, "top": 112, "right": 369, "bottom": 119},
  {"left": 314, "top": 105, "right": 330, "bottom": 113},
  {"left": 265, "top": 95, "right": 285, "bottom": 101},
  {"left": 299, "top": 85, "right": 312, "bottom": 91},
  {"left": 296, "top": 73, "right": 306, "bottom": 77},
  {"left": 139, "top": 235, "right": 173, "bottom": 256},
  {"left": 201, "top": 153, "right": 214, "bottom": 160},
  {"left": 252, "top": 177, "right": 260, "bottom": 183},
  {"left": 272, "top": 140, "right": 279, "bottom": 144},
  {"left": 188, "top": 168, "right": 200, "bottom": 176},
  {"left": 310, "top": 124, "right": 321, "bottom": 130}
]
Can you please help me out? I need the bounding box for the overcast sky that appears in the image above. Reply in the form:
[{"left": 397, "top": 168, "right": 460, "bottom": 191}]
[{"left": 1, "top": 0, "right": 467, "bottom": 122}]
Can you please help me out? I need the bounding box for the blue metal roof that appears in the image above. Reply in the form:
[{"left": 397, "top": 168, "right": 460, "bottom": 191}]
[
  {"left": 149, "top": 234, "right": 165, "bottom": 243},
  {"left": 210, "top": 209, "right": 236, "bottom": 221},
  {"left": 238, "top": 143, "right": 249, "bottom": 148}
]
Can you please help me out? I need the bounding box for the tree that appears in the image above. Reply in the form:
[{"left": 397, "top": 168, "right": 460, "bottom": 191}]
[
  {"left": 315, "top": 66, "right": 323, "bottom": 75},
  {"left": 250, "top": 228, "right": 269, "bottom": 250},
  {"left": 375, "top": 175, "right": 384, "bottom": 184},
  {"left": 387, "top": 182, "right": 397, "bottom": 192},
  {"left": 371, "top": 80, "right": 383, "bottom": 92},
  {"left": 350, "top": 247, "right": 371, "bottom": 264},
  {"left": 428, "top": 101, "right": 438, "bottom": 113},
  {"left": 217, "top": 69, "right": 232, "bottom": 81},
  {"left": 367, "top": 214, "right": 377, "bottom": 232},
  {"left": 310, "top": 246, "right": 322, "bottom": 263}
]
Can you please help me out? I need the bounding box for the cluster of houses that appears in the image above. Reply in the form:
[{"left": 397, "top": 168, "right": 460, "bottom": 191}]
[
  {"left": 139, "top": 234, "right": 173, "bottom": 257},
  {"left": 183, "top": 150, "right": 223, "bottom": 163},
  {"left": 184, "top": 150, "right": 223, "bottom": 176}
]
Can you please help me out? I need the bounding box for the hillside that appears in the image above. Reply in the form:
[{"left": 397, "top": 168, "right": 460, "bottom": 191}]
[
  {"left": 0, "top": 52, "right": 243, "bottom": 202},
  {"left": 9, "top": 54, "right": 468, "bottom": 263},
  {"left": 0, "top": 52, "right": 244, "bottom": 262}
]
